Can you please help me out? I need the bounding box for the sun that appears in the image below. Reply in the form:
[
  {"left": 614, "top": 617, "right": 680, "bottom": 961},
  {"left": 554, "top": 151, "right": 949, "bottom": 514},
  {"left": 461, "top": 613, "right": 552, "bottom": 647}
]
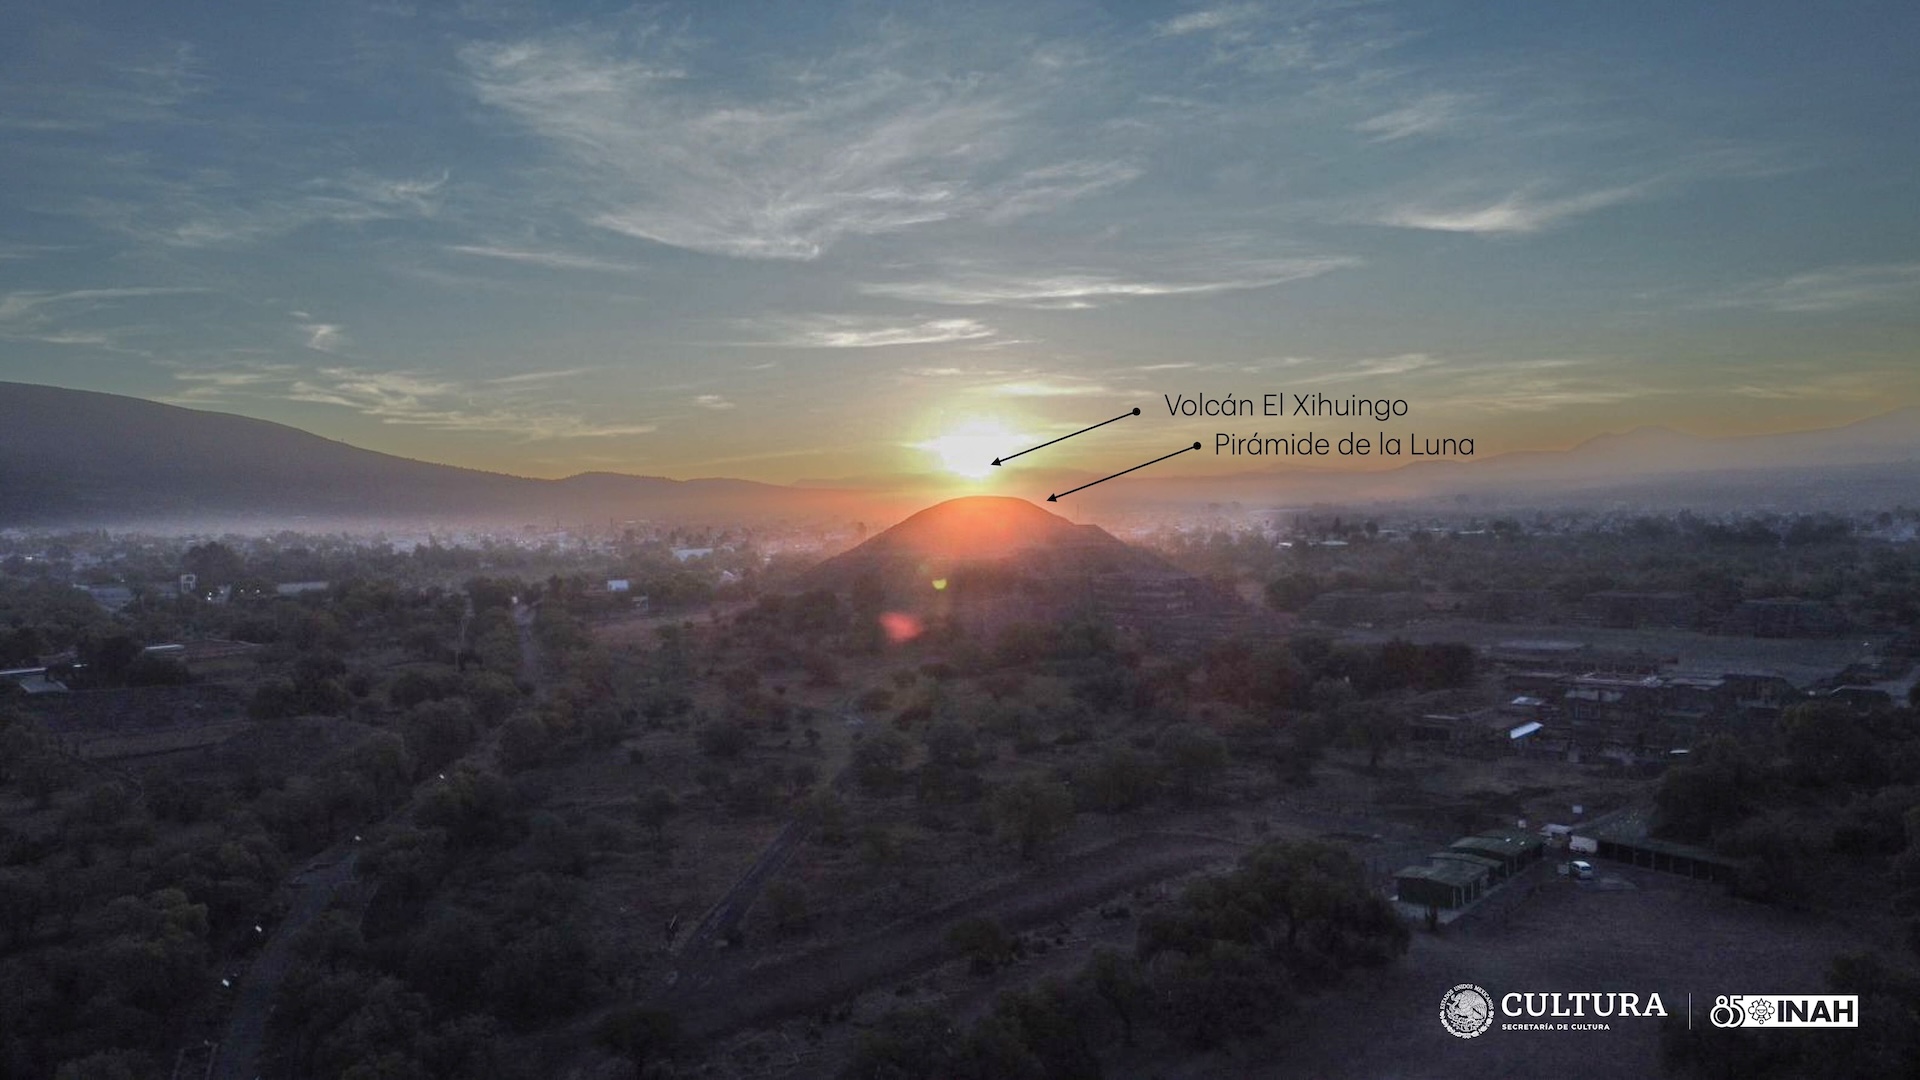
[{"left": 918, "top": 419, "right": 1019, "bottom": 480}]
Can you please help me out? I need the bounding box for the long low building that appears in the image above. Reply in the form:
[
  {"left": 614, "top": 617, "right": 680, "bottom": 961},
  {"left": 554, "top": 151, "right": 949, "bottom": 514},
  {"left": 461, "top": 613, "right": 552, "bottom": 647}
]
[
  {"left": 1588, "top": 836, "right": 1743, "bottom": 883},
  {"left": 1429, "top": 850, "right": 1505, "bottom": 883},
  {"left": 1394, "top": 829, "right": 1547, "bottom": 909},
  {"left": 1394, "top": 862, "right": 1490, "bottom": 910},
  {"left": 1450, "top": 830, "right": 1545, "bottom": 877}
]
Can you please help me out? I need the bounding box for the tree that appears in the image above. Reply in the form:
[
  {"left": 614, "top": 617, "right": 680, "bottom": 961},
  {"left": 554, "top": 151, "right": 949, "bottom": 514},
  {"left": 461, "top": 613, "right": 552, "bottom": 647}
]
[
  {"left": 1654, "top": 734, "right": 1762, "bottom": 842},
  {"left": 947, "top": 916, "right": 1015, "bottom": 974},
  {"left": 1074, "top": 748, "right": 1159, "bottom": 813},
  {"left": 1264, "top": 573, "right": 1321, "bottom": 612},
  {"left": 922, "top": 720, "right": 983, "bottom": 769},
  {"left": 497, "top": 712, "right": 552, "bottom": 773},
  {"left": 0, "top": 866, "right": 48, "bottom": 948},
  {"left": 1155, "top": 725, "right": 1227, "bottom": 803},
  {"left": 696, "top": 719, "right": 751, "bottom": 760},
  {"left": 182, "top": 540, "right": 245, "bottom": 590},
  {"left": 994, "top": 980, "right": 1105, "bottom": 1080},
  {"left": 852, "top": 730, "right": 912, "bottom": 795},
  {"left": 1079, "top": 949, "right": 1146, "bottom": 1047},
  {"left": 1152, "top": 941, "right": 1290, "bottom": 1049},
  {"left": 595, "top": 1007, "right": 680, "bottom": 1076},
  {"left": 840, "top": 1008, "right": 974, "bottom": 1080},
  {"left": 462, "top": 670, "right": 522, "bottom": 726},
  {"left": 417, "top": 770, "right": 518, "bottom": 850},
  {"left": 990, "top": 777, "right": 1074, "bottom": 859},
  {"left": 1345, "top": 709, "right": 1402, "bottom": 771},
  {"left": 635, "top": 788, "right": 677, "bottom": 848},
  {"left": 803, "top": 790, "right": 851, "bottom": 846},
  {"left": 765, "top": 880, "right": 810, "bottom": 936},
  {"left": 401, "top": 699, "right": 478, "bottom": 776},
  {"left": 783, "top": 761, "right": 817, "bottom": 798},
  {"left": 76, "top": 633, "right": 142, "bottom": 687},
  {"left": 1779, "top": 702, "right": 1883, "bottom": 788}
]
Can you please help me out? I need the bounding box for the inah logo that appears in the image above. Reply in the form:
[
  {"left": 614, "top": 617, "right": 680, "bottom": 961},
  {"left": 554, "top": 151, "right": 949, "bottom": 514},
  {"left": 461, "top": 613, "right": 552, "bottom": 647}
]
[
  {"left": 1710, "top": 995, "right": 1857, "bottom": 1028},
  {"left": 1441, "top": 983, "right": 1495, "bottom": 1038}
]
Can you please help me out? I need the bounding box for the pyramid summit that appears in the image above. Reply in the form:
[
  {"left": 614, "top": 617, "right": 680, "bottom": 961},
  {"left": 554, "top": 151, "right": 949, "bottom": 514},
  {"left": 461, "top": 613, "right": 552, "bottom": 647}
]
[
  {"left": 805, "top": 495, "right": 1138, "bottom": 588},
  {"left": 845, "top": 496, "right": 1096, "bottom": 563},
  {"left": 802, "top": 494, "right": 1250, "bottom": 640}
]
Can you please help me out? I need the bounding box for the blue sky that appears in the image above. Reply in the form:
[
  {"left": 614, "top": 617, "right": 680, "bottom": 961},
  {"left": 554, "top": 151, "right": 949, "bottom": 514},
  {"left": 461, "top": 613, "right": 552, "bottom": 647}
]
[{"left": 3, "top": 0, "right": 1917, "bottom": 490}]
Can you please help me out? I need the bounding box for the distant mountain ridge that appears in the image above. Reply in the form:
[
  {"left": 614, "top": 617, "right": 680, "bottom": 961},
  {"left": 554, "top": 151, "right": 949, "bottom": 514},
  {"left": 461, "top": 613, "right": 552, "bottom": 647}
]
[
  {"left": 3, "top": 381, "right": 1916, "bottom": 528},
  {"left": 1066, "top": 407, "right": 1920, "bottom": 512},
  {"left": 0, "top": 382, "right": 876, "bottom": 528}
]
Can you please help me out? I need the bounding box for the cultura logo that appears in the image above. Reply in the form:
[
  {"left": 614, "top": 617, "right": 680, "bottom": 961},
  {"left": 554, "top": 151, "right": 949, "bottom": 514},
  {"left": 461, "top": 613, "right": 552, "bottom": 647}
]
[
  {"left": 1439, "top": 987, "right": 1669, "bottom": 1035},
  {"left": 1710, "top": 995, "right": 1857, "bottom": 1028},
  {"left": 1440, "top": 984, "right": 1495, "bottom": 1038}
]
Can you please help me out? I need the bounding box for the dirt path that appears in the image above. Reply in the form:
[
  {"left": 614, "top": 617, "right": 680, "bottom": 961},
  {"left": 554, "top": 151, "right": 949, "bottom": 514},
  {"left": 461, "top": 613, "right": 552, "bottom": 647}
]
[
  {"left": 211, "top": 851, "right": 359, "bottom": 1080},
  {"left": 512, "top": 600, "right": 544, "bottom": 702},
  {"left": 674, "top": 708, "right": 858, "bottom": 959},
  {"left": 666, "top": 831, "right": 1247, "bottom": 1041},
  {"left": 210, "top": 601, "right": 547, "bottom": 1078}
]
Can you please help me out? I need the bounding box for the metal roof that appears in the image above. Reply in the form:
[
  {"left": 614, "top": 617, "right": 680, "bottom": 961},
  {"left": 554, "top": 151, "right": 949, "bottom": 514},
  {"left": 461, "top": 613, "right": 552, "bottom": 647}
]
[
  {"left": 1395, "top": 861, "right": 1489, "bottom": 887},
  {"left": 1430, "top": 851, "right": 1504, "bottom": 872}
]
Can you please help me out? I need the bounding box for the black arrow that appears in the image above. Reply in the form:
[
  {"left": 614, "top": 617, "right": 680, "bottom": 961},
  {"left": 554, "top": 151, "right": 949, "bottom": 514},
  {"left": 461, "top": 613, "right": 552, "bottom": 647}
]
[
  {"left": 993, "top": 407, "right": 1140, "bottom": 467},
  {"left": 1048, "top": 442, "right": 1203, "bottom": 502}
]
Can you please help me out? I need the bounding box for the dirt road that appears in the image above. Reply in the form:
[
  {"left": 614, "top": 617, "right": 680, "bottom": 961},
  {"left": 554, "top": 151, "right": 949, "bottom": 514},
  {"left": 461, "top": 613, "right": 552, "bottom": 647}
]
[
  {"left": 212, "top": 851, "right": 359, "bottom": 1080},
  {"left": 667, "top": 831, "right": 1246, "bottom": 1040}
]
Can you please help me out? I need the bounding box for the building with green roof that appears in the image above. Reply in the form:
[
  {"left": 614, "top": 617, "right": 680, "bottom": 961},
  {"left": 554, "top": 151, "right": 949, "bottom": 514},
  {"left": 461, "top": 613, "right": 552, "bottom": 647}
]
[{"left": 1393, "top": 861, "right": 1491, "bottom": 909}]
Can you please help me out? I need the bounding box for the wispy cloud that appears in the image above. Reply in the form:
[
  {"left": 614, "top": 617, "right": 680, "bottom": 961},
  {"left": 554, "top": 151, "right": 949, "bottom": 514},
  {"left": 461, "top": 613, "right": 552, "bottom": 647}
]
[
  {"left": 1374, "top": 184, "right": 1649, "bottom": 234},
  {"left": 988, "top": 378, "right": 1116, "bottom": 398},
  {"left": 1729, "top": 369, "right": 1906, "bottom": 401},
  {"left": 1708, "top": 264, "right": 1920, "bottom": 313},
  {"left": 165, "top": 364, "right": 300, "bottom": 404},
  {"left": 0, "top": 286, "right": 205, "bottom": 323},
  {"left": 861, "top": 256, "right": 1357, "bottom": 309},
  {"left": 1450, "top": 382, "right": 1655, "bottom": 412},
  {"left": 164, "top": 363, "right": 655, "bottom": 440},
  {"left": 485, "top": 368, "right": 593, "bottom": 385},
  {"left": 457, "top": 29, "right": 1137, "bottom": 260},
  {"left": 0, "top": 40, "right": 206, "bottom": 131},
  {"left": 78, "top": 170, "right": 449, "bottom": 249},
  {"left": 1154, "top": 1, "right": 1408, "bottom": 74},
  {"left": 694, "top": 394, "right": 735, "bottom": 410},
  {"left": 0, "top": 285, "right": 208, "bottom": 347},
  {"left": 301, "top": 322, "right": 348, "bottom": 353},
  {"left": 750, "top": 315, "right": 1000, "bottom": 349},
  {"left": 1412, "top": 358, "right": 1663, "bottom": 413},
  {"left": 0, "top": 244, "right": 74, "bottom": 261},
  {"left": 1158, "top": 5, "right": 1264, "bottom": 38},
  {"left": 1354, "top": 92, "right": 1472, "bottom": 141},
  {"left": 1309, "top": 353, "right": 1444, "bottom": 383},
  {"left": 447, "top": 245, "right": 640, "bottom": 273}
]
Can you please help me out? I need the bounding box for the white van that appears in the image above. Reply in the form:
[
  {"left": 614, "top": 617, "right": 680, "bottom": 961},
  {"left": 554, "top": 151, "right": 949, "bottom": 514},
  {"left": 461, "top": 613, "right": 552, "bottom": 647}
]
[{"left": 1570, "top": 860, "right": 1595, "bottom": 881}]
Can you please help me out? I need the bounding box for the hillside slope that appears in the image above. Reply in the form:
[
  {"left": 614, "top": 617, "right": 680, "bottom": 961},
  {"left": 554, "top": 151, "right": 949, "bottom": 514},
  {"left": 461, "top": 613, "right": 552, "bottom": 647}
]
[{"left": 0, "top": 382, "right": 868, "bottom": 527}]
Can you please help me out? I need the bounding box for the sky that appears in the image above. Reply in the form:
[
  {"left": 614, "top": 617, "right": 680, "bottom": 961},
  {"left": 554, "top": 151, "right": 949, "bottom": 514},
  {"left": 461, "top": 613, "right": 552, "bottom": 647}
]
[{"left": 3, "top": 0, "right": 1918, "bottom": 495}]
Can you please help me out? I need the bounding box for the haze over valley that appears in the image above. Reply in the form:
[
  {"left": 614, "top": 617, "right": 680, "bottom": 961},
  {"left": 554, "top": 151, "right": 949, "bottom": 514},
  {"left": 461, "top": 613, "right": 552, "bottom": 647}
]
[{"left": 4, "top": 2, "right": 1919, "bottom": 1079}]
